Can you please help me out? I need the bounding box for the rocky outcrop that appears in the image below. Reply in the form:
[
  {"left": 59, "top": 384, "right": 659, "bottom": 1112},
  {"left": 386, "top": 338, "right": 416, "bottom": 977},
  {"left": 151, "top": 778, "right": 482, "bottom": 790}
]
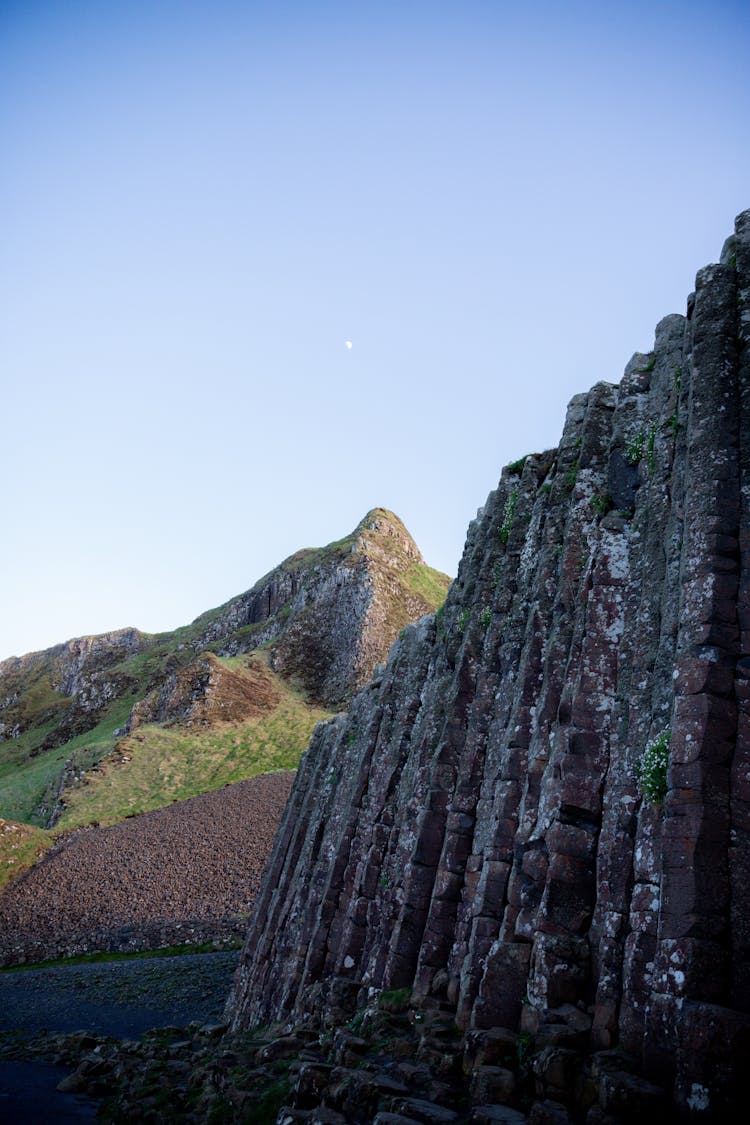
[
  {"left": 128, "top": 652, "right": 282, "bottom": 730},
  {"left": 0, "top": 629, "right": 149, "bottom": 752},
  {"left": 226, "top": 211, "right": 750, "bottom": 1118},
  {"left": 192, "top": 508, "right": 449, "bottom": 707}
]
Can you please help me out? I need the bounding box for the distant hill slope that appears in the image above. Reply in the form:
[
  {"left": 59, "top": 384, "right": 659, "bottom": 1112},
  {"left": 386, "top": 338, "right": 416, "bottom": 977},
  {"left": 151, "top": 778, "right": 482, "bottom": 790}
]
[
  {"left": 0, "top": 771, "right": 295, "bottom": 965},
  {"left": 57, "top": 652, "right": 330, "bottom": 831},
  {"left": 0, "top": 508, "right": 449, "bottom": 837}
]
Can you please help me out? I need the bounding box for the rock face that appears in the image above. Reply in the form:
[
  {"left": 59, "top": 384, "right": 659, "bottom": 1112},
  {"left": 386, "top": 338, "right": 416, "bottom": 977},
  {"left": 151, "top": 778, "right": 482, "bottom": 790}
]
[
  {"left": 226, "top": 211, "right": 750, "bottom": 1117},
  {"left": 127, "top": 652, "right": 282, "bottom": 730},
  {"left": 0, "top": 628, "right": 148, "bottom": 754},
  {"left": 191, "top": 507, "right": 448, "bottom": 707}
]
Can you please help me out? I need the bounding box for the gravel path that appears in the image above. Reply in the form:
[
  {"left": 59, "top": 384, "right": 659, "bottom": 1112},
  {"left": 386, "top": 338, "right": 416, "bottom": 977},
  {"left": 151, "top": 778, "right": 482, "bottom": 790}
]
[{"left": 0, "top": 950, "right": 239, "bottom": 1038}]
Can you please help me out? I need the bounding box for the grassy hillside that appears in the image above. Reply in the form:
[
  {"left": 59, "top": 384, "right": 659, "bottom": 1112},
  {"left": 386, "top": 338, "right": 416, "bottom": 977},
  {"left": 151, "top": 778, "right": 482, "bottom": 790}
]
[
  {"left": 57, "top": 655, "right": 332, "bottom": 830},
  {"left": 0, "top": 695, "right": 138, "bottom": 826},
  {"left": 401, "top": 562, "right": 451, "bottom": 608},
  {"left": 0, "top": 818, "right": 51, "bottom": 892}
]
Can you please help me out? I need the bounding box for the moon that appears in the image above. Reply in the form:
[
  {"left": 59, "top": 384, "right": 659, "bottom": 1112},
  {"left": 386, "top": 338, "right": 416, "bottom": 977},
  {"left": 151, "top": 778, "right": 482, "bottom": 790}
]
[{"left": 345, "top": 340, "right": 353, "bottom": 350}]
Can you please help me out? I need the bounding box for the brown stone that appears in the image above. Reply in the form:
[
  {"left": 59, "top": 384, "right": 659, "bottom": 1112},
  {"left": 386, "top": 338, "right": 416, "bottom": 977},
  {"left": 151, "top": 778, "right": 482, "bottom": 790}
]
[{"left": 469, "top": 1064, "right": 516, "bottom": 1105}]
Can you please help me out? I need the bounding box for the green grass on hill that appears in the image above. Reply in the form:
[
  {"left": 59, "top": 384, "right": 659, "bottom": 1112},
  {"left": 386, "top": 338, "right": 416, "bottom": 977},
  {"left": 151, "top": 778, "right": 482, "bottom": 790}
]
[
  {"left": 401, "top": 563, "right": 451, "bottom": 608},
  {"left": 0, "top": 661, "right": 73, "bottom": 735},
  {"left": 58, "top": 659, "right": 331, "bottom": 830},
  {"left": 0, "top": 818, "right": 51, "bottom": 892},
  {"left": 0, "top": 695, "right": 138, "bottom": 826}
]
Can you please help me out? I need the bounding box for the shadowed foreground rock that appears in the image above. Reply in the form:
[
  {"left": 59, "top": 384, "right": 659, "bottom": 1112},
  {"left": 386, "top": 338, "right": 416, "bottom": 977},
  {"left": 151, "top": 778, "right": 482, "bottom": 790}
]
[{"left": 226, "top": 212, "right": 750, "bottom": 1120}]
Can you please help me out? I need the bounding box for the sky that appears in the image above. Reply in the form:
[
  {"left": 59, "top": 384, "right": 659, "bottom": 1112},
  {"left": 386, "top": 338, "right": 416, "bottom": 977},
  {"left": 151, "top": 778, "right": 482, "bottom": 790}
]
[{"left": 1, "top": 0, "right": 749, "bottom": 661}]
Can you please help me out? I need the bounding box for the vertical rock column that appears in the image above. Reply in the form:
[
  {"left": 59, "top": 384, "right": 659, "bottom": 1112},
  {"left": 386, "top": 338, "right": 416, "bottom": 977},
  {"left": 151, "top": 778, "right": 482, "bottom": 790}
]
[
  {"left": 642, "top": 240, "right": 743, "bottom": 1106},
  {"left": 730, "top": 210, "right": 750, "bottom": 1013}
]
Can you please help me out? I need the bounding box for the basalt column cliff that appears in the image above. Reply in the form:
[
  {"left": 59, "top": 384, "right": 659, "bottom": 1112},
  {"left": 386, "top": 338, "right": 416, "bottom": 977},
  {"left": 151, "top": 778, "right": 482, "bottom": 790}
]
[{"left": 227, "top": 213, "right": 750, "bottom": 1115}]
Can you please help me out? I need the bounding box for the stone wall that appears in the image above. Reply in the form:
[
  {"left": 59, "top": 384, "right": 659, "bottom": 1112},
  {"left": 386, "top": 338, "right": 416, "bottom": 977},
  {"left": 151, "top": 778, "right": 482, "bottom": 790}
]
[{"left": 226, "top": 211, "right": 750, "bottom": 1117}]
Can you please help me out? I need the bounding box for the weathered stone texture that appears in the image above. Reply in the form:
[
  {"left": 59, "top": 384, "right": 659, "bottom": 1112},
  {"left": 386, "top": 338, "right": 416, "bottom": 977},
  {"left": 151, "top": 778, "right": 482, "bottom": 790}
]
[{"left": 227, "top": 212, "right": 750, "bottom": 1116}]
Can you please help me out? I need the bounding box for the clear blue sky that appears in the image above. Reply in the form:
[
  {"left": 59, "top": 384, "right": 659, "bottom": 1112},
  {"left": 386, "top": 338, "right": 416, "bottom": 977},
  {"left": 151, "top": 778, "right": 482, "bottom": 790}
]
[{"left": 2, "top": 0, "right": 749, "bottom": 661}]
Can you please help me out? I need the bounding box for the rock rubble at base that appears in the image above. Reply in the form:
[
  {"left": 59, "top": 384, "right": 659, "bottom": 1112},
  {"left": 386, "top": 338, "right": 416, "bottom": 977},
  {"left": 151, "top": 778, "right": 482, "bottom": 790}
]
[{"left": 3, "top": 996, "right": 679, "bottom": 1124}]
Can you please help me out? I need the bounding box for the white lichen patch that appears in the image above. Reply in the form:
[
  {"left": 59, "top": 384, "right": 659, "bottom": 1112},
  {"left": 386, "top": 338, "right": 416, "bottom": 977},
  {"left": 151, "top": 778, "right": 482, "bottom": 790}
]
[
  {"left": 687, "top": 1084, "right": 711, "bottom": 1112},
  {"left": 601, "top": 530, "right": 630, "bottom": 581}
]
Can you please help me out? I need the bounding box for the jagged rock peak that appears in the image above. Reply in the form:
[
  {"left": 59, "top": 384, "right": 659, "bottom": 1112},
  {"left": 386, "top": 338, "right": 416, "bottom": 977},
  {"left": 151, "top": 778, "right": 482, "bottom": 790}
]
[
  {"left": 190, "top": 507, "right": 448, "bottom": 707},
  {"left": 351, "top": 507, "right": 425, "bottom": 561},
  {"left": 226, "top": 209, "right": 750, "bottom": 1118}
]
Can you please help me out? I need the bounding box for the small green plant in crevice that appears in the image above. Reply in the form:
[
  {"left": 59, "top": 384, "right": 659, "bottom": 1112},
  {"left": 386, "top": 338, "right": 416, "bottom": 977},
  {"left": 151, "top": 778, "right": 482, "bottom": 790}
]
[
  {"left": 626, "top": 423, "right": 658, "bottom": 475},
  {"left": 481, "top": 606, "right": 492, "bottom": 630},
  {"left": 563, "top": 466, "right": 578, "bottom": 493},
  {"left": 377, "top": 987, "right": 412, "bottom": 1013},
  {"left": 507, "top": 455, "right": 528, "bottom": 475},
  {"left": 457, "top": 608, "right": 471, "bottom": 632},
  {"left": 435, "top": 601, "right": 446, "bottom": 631},
  {"left": 499, "top": 488, "right": 520, "bottom": 544},
  {"left": 541, "top": 481, "right": 553, "bottom": 495},
  {"left": 644, "top": 354, "right": 656, "bottom": 372},
  {"left": 636, "top": 727, "right": 671, "bottom": 807},
  {"left": 626, "top": 431, "right": 645, "bottom": 465},
  {"left": 516, "top": 1030, "right": 534, "bottom": 1071},
  {"left": 590, "top": 491, "right": 611, "bottom": 517},
  {"left": 645, "top": 423, "right": 657, "bottom": 476},
  {"left": 379, "top": 870, "right": 391, "bottom": 889}
]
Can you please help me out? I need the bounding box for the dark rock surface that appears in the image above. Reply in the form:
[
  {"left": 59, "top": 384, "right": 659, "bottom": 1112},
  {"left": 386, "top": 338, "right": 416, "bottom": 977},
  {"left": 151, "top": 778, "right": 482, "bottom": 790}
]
[{"left": 226, "top": 211, "right": 750, "bottom": 1119}]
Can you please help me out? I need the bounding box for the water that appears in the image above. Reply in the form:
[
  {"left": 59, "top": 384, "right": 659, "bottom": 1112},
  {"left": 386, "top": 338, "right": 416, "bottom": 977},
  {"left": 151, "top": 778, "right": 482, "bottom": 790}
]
[{"left": 0, "top": 1059, "right": 98, "bottom": 1122}]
